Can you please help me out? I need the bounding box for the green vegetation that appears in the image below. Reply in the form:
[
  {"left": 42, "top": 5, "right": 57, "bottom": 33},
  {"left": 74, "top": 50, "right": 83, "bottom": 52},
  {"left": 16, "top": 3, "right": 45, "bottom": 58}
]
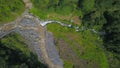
[
  {"left": 0, "top": 0, "right": 25, "bottom": 23},
  {"left": 30, "top": 0, "right": 82, "bottom": 25},
  {"left": 31, "top": 0, "right": 120, "bottom": 68},
  {"left": 78, "top": 0, "right": 95, "bottom": 13},
  {"left": 80, "top": 0, "right": 120, "bottom": 68},
  {"left": 0, "top": 33, "right": 47, "bottom": 68},
  {"left": 0, "top": 0, "right": 119, "bottom": 67},
  {"left": 31, "top": 0, "right": 78, "bottom": 15},
  {"left": 103, "top": 11, "right": 120, "bottom": 68}
]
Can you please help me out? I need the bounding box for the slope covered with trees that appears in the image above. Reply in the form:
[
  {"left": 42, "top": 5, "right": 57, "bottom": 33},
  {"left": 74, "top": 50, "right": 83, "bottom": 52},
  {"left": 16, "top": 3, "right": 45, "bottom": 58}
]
[
  {"left": 78, "top": 0, "right": 120, "bottom": 37},
  {"left": 0, "top": 0, "right": 117, "bottom": 68},
  {"left": 79, "top": 0, "right": 120, "bottom": 67},
  {"left": 103, "top": 11, "right": 120, "bottom": 68},
  {"left": 0, "top": 33, "right": 47, "bottom": 68}
]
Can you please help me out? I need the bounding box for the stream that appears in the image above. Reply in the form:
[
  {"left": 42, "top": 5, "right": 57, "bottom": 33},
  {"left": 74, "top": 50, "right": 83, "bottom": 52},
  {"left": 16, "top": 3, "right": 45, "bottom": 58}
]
[{"left": 39, "top": 20, "right": 106, "bottom": 35}]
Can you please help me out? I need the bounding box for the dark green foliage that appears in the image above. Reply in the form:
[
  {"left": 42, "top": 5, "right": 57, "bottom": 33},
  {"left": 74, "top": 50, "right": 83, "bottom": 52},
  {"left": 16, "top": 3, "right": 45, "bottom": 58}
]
[
  {"left": 0, "top": 0, "right": 25, "bottom": 23},
  {"left": 77, "top": 0, "right": 95, "bottom": 13},
  {"left": 0, "top": 33, "right": 47, "bottom": 68},
  {"left": 103, "top": 11, "right": 120, "bottom": 58},
  {"left": 81, "top": 0, "right": 120, "bottom": 29},
  {"left": 95, "top": 0, "right": 120, "bottom": 11},
  {"left": 102, "top": 10, "right": 120, "bottom": 68},
  {"left": 80, "top": 0, "right": 120, "bottom": 31},
  {"left": 79, "top": 0, "right": 120, "bottom": 68},
  {"left": 82, "top": 11, "right": 106, "bottom": 30}
]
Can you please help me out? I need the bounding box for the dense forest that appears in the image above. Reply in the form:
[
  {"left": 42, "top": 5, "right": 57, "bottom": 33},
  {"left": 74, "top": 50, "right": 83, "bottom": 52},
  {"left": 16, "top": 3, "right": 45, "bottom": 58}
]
[{"left": 80, "top": 0, "right": 120, "bottom": 67}]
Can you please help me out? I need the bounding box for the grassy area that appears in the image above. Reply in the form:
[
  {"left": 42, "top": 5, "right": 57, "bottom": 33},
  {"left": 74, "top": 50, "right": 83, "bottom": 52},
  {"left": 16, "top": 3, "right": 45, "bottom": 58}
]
[
  {"left": 47, "top": 23, "right": 109, "bottom": 68},
  {"left": 0, "top": 0, "right": 25, "bottom": 24}
]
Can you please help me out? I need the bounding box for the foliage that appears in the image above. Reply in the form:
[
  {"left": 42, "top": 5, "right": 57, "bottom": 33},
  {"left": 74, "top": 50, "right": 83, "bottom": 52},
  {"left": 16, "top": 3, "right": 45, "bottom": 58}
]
[
  {"left": 30, "top": 8, "right": 47, "bottom": 19},
  {"left": 0, "top": 0, "right": 25, "bottom": 23},
  {"left": 31, "top": 0, "right": 78, "bottom": 14},
  {"left": 30, "top": 0, "right": 82, "bottom": 21},
  {"left": 80, "top": 0, "right": 120, "bottom": 68},
  {"left": 77, "top": 0, "right": 95, "bottom": 13},
  {"left": 103, "top": 11, "right": 120, "bottom": 68}
]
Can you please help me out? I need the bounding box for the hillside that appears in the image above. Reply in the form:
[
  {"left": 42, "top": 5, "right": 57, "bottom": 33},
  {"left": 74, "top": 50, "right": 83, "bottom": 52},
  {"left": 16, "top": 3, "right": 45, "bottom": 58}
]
[
  {"left": 0, "top": 0, "right": 120, "bottom": 68},
  {"left": 0, "top": 32, "right": 47, "bottom": 68}
]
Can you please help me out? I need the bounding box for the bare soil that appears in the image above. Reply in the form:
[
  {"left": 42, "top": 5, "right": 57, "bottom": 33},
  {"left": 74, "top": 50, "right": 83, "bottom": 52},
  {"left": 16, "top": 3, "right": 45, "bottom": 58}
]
[{"left": 56, "top": 39, "right": 87, "bottom": 68}]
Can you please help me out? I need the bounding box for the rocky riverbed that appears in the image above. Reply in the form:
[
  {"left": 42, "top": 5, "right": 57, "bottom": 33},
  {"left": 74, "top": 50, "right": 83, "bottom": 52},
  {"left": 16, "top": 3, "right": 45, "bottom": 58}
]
[{"left": 0, "top": 14, "right": 64, "bottom": 68}]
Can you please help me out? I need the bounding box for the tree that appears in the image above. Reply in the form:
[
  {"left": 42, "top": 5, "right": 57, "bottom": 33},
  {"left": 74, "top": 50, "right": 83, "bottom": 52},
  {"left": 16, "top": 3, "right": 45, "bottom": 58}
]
[
  {"left": 103, "top": 11, "right": 120, "bottom": 55},
  {"left": 77, "top": 0, "right": 95, "bottom": 13}
]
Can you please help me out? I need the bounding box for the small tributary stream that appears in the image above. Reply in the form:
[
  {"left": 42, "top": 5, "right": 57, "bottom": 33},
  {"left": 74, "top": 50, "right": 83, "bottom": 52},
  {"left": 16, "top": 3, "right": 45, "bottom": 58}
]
[{"left": 39, "top": 20, "right": 106, "bottom": 35}]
